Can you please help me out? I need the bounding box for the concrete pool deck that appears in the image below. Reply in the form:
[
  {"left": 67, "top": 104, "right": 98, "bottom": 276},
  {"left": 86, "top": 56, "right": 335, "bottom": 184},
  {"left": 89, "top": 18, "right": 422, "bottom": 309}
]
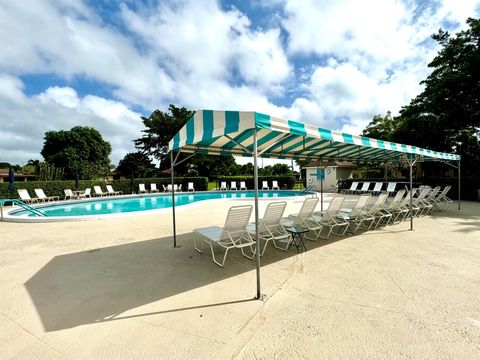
[{"left": 1, "top": 196, "right": 479, "bottom": 359}]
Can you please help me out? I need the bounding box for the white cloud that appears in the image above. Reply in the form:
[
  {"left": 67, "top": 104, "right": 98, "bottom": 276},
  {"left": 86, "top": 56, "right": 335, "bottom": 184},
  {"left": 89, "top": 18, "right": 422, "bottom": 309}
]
[
  {"left": 0, "top": 73, "right": 26, "bottom": 103},
  {"left": 0, "top": 0, "right": 479, "bottom": 166},
  {"left": 282, "top": 0, "right": 417, "bottom": 70},
  {"left": 38, "top": 86, "right": 80, "bottom": 108},
  {"left": 0, "top": 79, "right": 143, "bottom": 165},
  {"left": 120, "top": 0, "right": 292, "bottom": 95},
  {"left": 276, "top": 0, "right": 480, "bottom": 133},
  {"left": 0, "top": 1, "right": 174, "bottom": 108}
]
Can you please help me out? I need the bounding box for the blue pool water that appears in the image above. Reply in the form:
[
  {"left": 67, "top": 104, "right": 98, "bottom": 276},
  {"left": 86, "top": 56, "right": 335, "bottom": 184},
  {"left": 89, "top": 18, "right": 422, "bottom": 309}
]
[{"left": 11, "top": 191, "right": 306, "bottom": 218}]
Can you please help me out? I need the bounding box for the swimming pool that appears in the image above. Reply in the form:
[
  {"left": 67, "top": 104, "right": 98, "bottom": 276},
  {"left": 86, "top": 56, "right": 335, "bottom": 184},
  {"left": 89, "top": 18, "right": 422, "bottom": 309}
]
[{"left": 7, "top": 190, "right": 307, "bottom": 220}]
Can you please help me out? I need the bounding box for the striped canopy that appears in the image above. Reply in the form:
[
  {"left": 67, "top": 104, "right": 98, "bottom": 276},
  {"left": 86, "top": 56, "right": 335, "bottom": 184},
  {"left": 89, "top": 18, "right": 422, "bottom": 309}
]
[{"left": 168, "top": 110, "right": 460, "bottom": 162}]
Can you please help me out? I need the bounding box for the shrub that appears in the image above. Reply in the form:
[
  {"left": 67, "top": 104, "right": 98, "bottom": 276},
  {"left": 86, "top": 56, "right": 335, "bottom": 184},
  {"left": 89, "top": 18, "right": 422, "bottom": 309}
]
[
  {"left": 352, "top": 170, "right": 383, "bottom": 179},
  {"left": 0, "top": 177, "right": 208, "bottom": 199}
]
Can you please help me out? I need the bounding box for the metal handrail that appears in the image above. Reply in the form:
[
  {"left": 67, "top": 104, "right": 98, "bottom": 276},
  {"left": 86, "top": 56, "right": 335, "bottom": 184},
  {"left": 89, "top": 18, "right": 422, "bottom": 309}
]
[
  {"left": 0, "top": 199, "right": 47, "bottom": 219},
  {"left": 302, "top": 184, "right": 316, "bottom": 193}
]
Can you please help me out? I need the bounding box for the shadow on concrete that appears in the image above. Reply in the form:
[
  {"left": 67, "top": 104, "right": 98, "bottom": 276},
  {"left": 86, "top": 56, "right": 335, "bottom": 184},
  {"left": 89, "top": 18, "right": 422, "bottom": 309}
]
[
  {"left": 26, "top": 203, "right": 474, "bottom": 333},
  {"left": 428, "top": 205, "right": 480, "bottom": 233},
  {"left": 25, "top": 231, "right": 342, "bottom": 332}
]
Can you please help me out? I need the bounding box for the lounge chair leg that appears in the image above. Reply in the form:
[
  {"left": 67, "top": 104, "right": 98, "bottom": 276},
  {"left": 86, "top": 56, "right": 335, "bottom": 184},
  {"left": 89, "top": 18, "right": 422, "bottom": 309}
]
[
  {"left": 193, "top": 232, "right": 204, "bottom": 253},
  {"left": 304, "top": 230, "right": 320, "bottom": 241},
  {"left": 208, "top": 242, "right": 228, "bottom": 267},
  {"left": 272, "top": 235, "right": 293, "bottom": 251},
  {"left": 317, "top": 226, "right": 332, "bottom": 240},
  {"left": 260, "top": 238, "right": 271, "bottom": 256},
  {"left": 240, "top": 245, "right": 255, "bottom": 260}
]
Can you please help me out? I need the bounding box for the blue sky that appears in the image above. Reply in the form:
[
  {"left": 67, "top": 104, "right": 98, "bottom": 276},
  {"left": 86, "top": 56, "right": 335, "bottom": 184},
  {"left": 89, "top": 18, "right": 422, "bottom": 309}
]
[{"left": 1, "top": 0, "right": 479, "bottom": 165}]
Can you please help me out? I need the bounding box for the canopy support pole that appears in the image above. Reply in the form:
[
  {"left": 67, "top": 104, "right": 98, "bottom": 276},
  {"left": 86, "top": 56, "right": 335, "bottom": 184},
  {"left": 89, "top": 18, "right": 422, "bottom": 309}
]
[
  {"left": 173, "top": 152, "right": 196, "bottom": 167},
  {"left": 171, "top": 150, "right": 177, "bottom": 248},
  {"left": 319, "top": 165, "right": 324, "bottom": 212},
  {"left": 408, "top": 156, "right": 417, "bottom": 231},
  {"left": 253, "top": 129, "right": 261, "bottom": 300},
  {"left": 437, "top": 159, "right": 461, "bottom": 211},
  {"left": 458, "top": 160, "right": 461, "bottom": 211}
]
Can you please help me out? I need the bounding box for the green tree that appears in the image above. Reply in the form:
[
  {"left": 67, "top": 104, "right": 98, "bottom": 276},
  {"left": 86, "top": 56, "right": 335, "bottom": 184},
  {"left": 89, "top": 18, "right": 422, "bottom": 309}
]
[
  {"left": 135, "top": 105, "right": 239, "bottom": 176},
  {"left": 271, "top": 163, "right": 293, "bottom": 175},
  {"left": 362, "top": 111, "right": 396, "bottom": 141},
  {"left": 259, "top": 165, "right": 273, "bottom": 176},
  {"left": 0, "top": 162, "right": 21, "bottom": 171},
  {"left": 190, "top": 155, "right": 239, "bottom": 177},
  {"left": 239, "top": 163, "right": 254, "bottom": 175},
  {"left": 117, "top": 152, "right": 157, "bottom": 178},
  {"left": 362, "top": 18, "right": 480, "bottom": 175},
  {"left": 134, "top": 105, "right": 193, "bottom": 162},
  {"left": 41, "top": 126, "right": 111, "bottom": 180}
]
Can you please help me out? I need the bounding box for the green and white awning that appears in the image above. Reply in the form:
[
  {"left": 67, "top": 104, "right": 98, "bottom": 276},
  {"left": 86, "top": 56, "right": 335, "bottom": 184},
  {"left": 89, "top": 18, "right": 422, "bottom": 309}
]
[{"left": 168, "top": 110, "right": 460, "bottom": 162}]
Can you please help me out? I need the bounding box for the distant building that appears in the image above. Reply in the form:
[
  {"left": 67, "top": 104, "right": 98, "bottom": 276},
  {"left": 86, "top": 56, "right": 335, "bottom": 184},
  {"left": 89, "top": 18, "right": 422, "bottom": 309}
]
[
  {"left": 106, "top": 171, "right": 126, "bottom": 182},
  {"left": 302, "top": 161, "right": 356, "bottom": 192},
  {"left": 0, "top": 169, "right": 36, "bottom": 182}
]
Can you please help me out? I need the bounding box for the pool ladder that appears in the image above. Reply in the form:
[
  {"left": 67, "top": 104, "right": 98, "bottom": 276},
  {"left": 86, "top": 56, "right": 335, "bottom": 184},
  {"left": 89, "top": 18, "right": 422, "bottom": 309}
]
[
  {"left": 0, "top": 199, "right": 47, "bottom": 220},
  {"left": 302, "top": 185, "right": 318, "bottom": 198}
]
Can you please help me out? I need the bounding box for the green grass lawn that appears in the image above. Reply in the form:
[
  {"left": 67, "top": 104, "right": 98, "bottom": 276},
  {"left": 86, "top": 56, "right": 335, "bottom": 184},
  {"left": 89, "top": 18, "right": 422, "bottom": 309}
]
[{"left": 208, "top": 181, "right": 217, "bottom": 190}]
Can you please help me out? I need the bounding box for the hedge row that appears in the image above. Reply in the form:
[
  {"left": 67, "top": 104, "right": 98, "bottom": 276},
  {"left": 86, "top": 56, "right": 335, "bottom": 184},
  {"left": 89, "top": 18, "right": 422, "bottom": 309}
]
[
  {"left": 352, "top": 170, "right": 385, "bottom": 179},
  {"left": 0, "top": 177, "right": 208, "bottom": 199},
  {"left": 215, "top": 176, "right": 296, "bottom": 190}
]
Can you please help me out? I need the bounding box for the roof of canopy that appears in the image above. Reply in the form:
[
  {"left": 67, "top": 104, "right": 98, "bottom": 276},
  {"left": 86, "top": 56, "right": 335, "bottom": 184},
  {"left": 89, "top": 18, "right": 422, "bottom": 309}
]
[{"left": 168, "top": 110, "right": 460, "bottom": 162}]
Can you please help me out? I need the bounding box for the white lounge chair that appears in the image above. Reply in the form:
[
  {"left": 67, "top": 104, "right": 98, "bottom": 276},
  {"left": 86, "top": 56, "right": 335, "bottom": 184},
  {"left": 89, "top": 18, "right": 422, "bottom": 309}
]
[
  {"left": 312, "top": 197, "right": 349, "bottom": 238},
  {"left": 411, "top": 187, "right": 432, "bottom": 216},
  {"left": 282, "top": 198, "right": 322, "bottom": 241},
  {"left": 262, "top": 181, "right": 269, "bottom": 190},
  {"left": 34, "top": 188, "right": 59, "bottom": 202},
  {"left": 193, "top": 205, "right": 255, "bottom": 267},
  {"left": 337, "top": 194, "right": 371, "bottom": 233},
  {"left": 17, "top": 189, "right": 38, "bottom": 204},
  {"left": 419, "top": 186, "right": 441, "bottom": 215},
  {"left": 150, "top": 183, "right": 159, "bottom": 193},
  {"left": 380, "top": 189, "right": 406, "bottom": 225},
  {"left": 247, "top": 201, "right": 291, "bottom": 255},
  {"left": 138, "top": 183, "right": 148, "bottom": 193},
  {"left": 360, "top": 193, "right": 389, "bottom": 229},
  {"left": 76, "top": 188, "right": 91, "bottom": 199},
  {"left": 272, "top": 181, "right": 280, "bottom": 190},
  {"left": 433, "top": 185, "right": 452, "bottom": 210},
  {"left": 166, "top": 184, "right": 172, "bottom": 192},
  {"left": 368, "top": 182, "right": 383, "bottom": 195},
  {"left": 386, "top": 182, "right": 397, "bottom": 196},
  {"left": 230, "top": 181, "right": 238, "bottom": 191},
  {"left": 162, "top": 184, "right": 168, "bottom": 192},
  {"left": 220, "top": 182, "right": 228, "bottom": 191},
  {"left": 342, "top": 181, "right": 359, "bottom": 194},
  {"left": 240, "top": 181, "right": 247, "bottom": 190},
  {"left": 93, "top": 186, "right": 108, "bottom": 197},
  {"left": 382, "top": 189, "right": 406, "bottom": 224},
  {"left": 106, "top": 185, "right": 122, "bottom": 196},
  {"left": 389, "top": 190, "right": 412, "bottom": 223},
  {"left": 403, "top": 188, "right": 423, "bottom": 217},
  {"left": 356, "top": 182, "right": 371, "bottom": 194},
  {"left": 188, "top": 182, "right": 195, "bottom": 192},
  {"left": 64, "top": 189, "right": 75, "bottom": 200}
]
